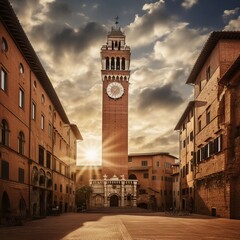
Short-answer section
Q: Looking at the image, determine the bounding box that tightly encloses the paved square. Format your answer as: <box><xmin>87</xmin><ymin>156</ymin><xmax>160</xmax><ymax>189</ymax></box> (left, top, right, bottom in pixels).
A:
<box><xmin>0</xmin><ymin>212</ymin><xmax>239</xmax><ymax>240</ymax></box>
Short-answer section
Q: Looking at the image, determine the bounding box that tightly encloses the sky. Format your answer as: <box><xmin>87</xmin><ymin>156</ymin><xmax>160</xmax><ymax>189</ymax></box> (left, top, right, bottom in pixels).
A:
<box><xmin>9</xmin><ymin>0</ymin><xmax>240</xmax><ymax>165</ymax></box>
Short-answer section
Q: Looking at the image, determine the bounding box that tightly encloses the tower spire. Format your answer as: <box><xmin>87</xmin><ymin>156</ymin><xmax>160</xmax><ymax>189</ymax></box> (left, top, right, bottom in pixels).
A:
<box><xmin>114</xmin><ymin>16</ymin><xmax>119</xmax><ymax>29</ymax></box>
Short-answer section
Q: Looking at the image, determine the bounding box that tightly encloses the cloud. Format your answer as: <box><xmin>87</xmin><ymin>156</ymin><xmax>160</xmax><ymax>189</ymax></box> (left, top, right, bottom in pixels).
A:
<box><xmin>181</xmin><ymin>0</ymin><xmax>198</xmax><ymax>9</ymax></box>
<box><xmin>224</xmin><ymin>16</ymin><xmax>240</xmax><ymax>31</ymax></box>
<box><xmin>46</xmin><ymin>1</ymin><xmax>72</xmax><ymax>19</ymax></box>
<box><xmin>125</xmin><ymin>0</ymin><xmax>183</xmax><ymax>48</ymax></box>
<box><xmin>138</xmin><ymin>83</ymin><xmax>184</xmax><ymax>111</ymax></box>
<box><xmin>223</xmin><ymin>7</ymin><xmax>240</xmax><ymax>18</ymax></box>
<box><xmin>153</xmin><ymin>26</ymin><xmax>207</xmax><ymax>66</ymax></box>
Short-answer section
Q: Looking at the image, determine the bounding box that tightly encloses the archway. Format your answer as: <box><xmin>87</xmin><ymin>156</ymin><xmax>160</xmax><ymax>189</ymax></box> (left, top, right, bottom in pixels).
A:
<box><xmin>110</xmin><ymin>195</ymin><xmax>119</xmax><ymax>207</ymax></box>
<box><xmin>1</xmin><ymin>191</ymin><xmax>10</xmax><ymax>215</ymax></box>
<box><xmin>129</xmin><ymin>174</ymin><xmax>137</xmax><ymax>180</ymax></box>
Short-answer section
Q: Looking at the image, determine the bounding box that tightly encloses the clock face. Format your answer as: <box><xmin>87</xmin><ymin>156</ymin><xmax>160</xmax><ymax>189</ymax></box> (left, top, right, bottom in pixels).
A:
<box><xmin>106</xmin><ymin>82</ymin><xmax>124</xmax><ymax>99</ymax></box>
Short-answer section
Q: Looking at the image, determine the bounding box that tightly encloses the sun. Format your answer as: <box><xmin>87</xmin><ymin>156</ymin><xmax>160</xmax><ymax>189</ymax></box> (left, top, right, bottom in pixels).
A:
<box><xmin>85</xmin><ymin>148</ymin><xmax>98</xmax><ymax>160</ymax></box>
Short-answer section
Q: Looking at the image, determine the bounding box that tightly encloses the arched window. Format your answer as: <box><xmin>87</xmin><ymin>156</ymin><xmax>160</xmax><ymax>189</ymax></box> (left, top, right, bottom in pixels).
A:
<box><xmin>122</xmin><ymin>58</ymin><xmax>125</xmax><ymax>70</ymax></box>
<box><xmin>32</xmin><ymin>166</ymin><xmax>38</xmax><ymax>184</ymax></box>
<box><xmin>1</xmin><ymin>119</ymin><xmax>9</xmax><ymax>146</ymax></box>
<box><xmin>106</xmin><ymin>57</ymin><xmax>109</xmax><ymax>70</ymax></box>
<box><xmin>19</xmin><ymin>63</ymin><xmax>24</xmax><ymax>74</ymax></box>
<box><xmin>116</xmin><ymin>57</ymin><xmax>120</xmax><ymax>70</ymax></box>
<box><xmin>115</xmin><ymin>41</ymin><xmax>118</xmax><ymax>48</ymax></box>
<box><xmin>39</xmin><ymin>169</ymin><xmax>45</xmax><ymax>186</ymax></box>
<box><xmin>18</xmin><ymin>131</ymin><xmax>25</xmax><ymax>155</ymax></box>
<box><xmin>41</xmin><ymin>94</ymin><xmax>45</xmax><ymax>104</ymax></box>
<box><xmin>1</xmin><ymin>37</ymin><xmax>8</xmax><ymax>52</ymax></box>
<box><xmin>111</xmin><ymin>57</ymin><xmax>115</xmax><ymax>70</ymax></box>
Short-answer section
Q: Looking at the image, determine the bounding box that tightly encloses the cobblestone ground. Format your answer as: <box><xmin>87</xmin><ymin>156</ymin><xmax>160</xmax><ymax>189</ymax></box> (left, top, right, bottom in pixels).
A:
<box><xmin>0</xmin><ymin>212</ymin><xmax>240</xmax><ymax>240</ymax></box>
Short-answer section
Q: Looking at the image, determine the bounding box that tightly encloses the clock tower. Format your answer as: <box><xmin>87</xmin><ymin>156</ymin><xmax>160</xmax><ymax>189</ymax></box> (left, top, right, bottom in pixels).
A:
<box><xmin>101</xmin><ymin>25</ymin><xmax>131</xmax><ymax>178</ymax></box>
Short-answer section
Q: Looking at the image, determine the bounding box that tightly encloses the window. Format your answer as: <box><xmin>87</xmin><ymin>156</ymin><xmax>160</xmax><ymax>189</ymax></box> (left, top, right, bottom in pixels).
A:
<box><xmin>33</xmin><ymin>80</ymin><xmax>37</xmax><ymax>88</ymax></box>
<box><xmin>59</xmin><ymin>163</ymin><xmax>62</xmax><ymax>174</ymax></box>
<box><xmin>1</xmin><ymin>37</ymin><xmax>8</xmax><ymax>52</ymax></box>
<box><xmin>46</xmin><ymin>151</ymin><xmax>51</xmax><ymax>169</ymax></box>
<box><xmin>152</xmin><ymin>175</ymin><xmax>156</xmax><ymax>180</ymax></box>
<box><xmin>41</xmin><ymin>94</ymin><xmax>45</xmax><ymax>104</ymax></box>
<box><xmin>190</xmin><ymin>131</ymin><xmax>193</xmax><ymax>141</ymax></box>
<box><xmin>54</xmin><ymin>184</ymin><xmax>57</xmax><ymax>191</ymax></box>
<box><xmin>206</xmin><ymin>109</ymin><xmax>210</xmax><ymax>125</ymax></box>
<box><xmin>19</xmin><ymin>63</ymin><xmax>24</xmax><ymax>74</ymax></box>
<box><xmin>18</xmin><ymin>168</ymin><xmax>24</xmax><ymax>183</ymax></box>
<box><xmin>60</xmin><ymin>139</ymin><xmax>62</xmax><ymax>150</ymax></box>
<box><xmin>183</xmin><ymin>139</ymin><xmax>186</xmax><ymax>148</ymax></box>
<box><xmin>111</xmin><ymin>57</ymin><xmax>115</xmax><ymax>70</ymax></box>
<box><xmin>39</xmin><ymin>146</ymin><xmax>44</xmax><ymax>166</ymax></box>
<box><xmin>66</xmin><ymin>185</ymin><xmax>69</xmax><ymax>193</ymax></box>
<box><xmin>18</xmin><ymin>131</ymin><xmax>25</xmax><ymax>155</ymax></box>
<box><xmin>198</xmin><ymin>120</ymin><xmax>201</xmax><ymax>132</ymax></box>
<box><xmin>122</xmin><ymin>57</ymin><xmax>125</xmax><ymax>70</ymax></box>
<box><xmin>143</xmin><ymin>173</ymin><xmax>148</xmax><ymax>178</ymax></box>
<box><xmin>214</xmin><ymin>135</ymin><xmax>223</xmax><ymax>153</ymax></box>
<box><xmin>1</xmin><ymin>119</ymin><xmax>9</xmax><ymax>146</ymax></box>
<box><xmin>32</xmin><ymin>102</ymin><xmax>36</xmax><ymax>120</ymax></box>
<box><xmin>1</xmin><ymin>160</ymin><xmax>9</xmax><ymax>179</ymax></box>
<box><xmin>19</xmin><ymin>88</ymin><xmax>24</xmax><ymax>109</ymax></box>
<box><xmin>1</xmin><ymin>68</ymin><xmax>7</xmax><ymax>92</ymax></box>
<box><xmin>48</xmin><ymin>123</ymin><xmax>52</xmax><ymax>137</ymax></box>
<box><xmin>128</xmin><ymin>157</ymin><xmax>132</xmax><ymax>162</ymax></box>
<box><xmin>186</xmin><ymin>162</ymin><xmax>189</xmax><ymax>175</ymax></box>
<box><xmin>106</xmin><ymin>57</ymin><xmax>109</xmax><ymax>69</ymax></box>
<box><xmin>156</xmin><ymin>161</ymin><xmax>160</xmax><ymax>167</ymax></box>
<box><xmin>60</xmin><ymin>184</ymin><xmax>62</xmax><ymax>192</ymax></box>
<box><xmin>141</xmin><ymin>160</ymin><xmax>148</xmax><ymax>166</ymax></box>
<box><xmin>41</xmin><ymin>114</ymin><xmax>44</xmax><ymax>130</ymax></box>
<box><xmin>190</xmin><ymin>160</ymin><xmax>194</xmax><ymax>172</ymax></box>
<box><xmin>206</xmin><ymin>66</ymin><xmax>210</xmax><ymax>81</ymax></box>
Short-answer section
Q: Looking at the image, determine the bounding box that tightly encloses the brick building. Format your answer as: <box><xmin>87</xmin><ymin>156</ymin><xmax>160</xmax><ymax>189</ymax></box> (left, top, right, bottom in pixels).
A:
<box><xmin>128</xmin><ymin>152</ymin><xmax>177</xmax><ymax>210</ymax></box>
<box><xmin>176</xmin><ymin>31</ymin><xmax>240</xmax><ymax>218</ymax></box>
<box><xmin>174</xmin><ymin>101</ymin><xmax>195</xmax><ymax>212</ymax></box>
<box><xmin>0</xmin><ymin>0</ymin><xmax>82</xmax><ymax>220</ymax></box>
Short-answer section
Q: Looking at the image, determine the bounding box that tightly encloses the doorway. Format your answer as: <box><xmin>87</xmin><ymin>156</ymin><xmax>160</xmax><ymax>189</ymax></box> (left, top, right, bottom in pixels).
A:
<box><xmin>2</xmin><ymin>191</ymin><xmax>10</xmax><ymax>215</ymax></box>
<box><xmin>110</xmin><ymin>195</ymin><xmax>119</xmax><ymax>207</ymax></box>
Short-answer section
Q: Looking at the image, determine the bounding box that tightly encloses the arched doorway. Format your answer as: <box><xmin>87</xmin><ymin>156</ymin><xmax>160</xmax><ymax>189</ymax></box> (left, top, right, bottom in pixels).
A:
<box><xmin>2</xmin><ymin>191</ymin><xmax>10</xmax><ymax>216</ymax></box>
<box><xmin>110</xmin><ymin>195</ymin><xmax>119</xmax><ymax>207</ymax></box>
<box><xmin>129</xmin><ymin>174</ymin><xmax>137</xmax><ymax>180</ymax></box>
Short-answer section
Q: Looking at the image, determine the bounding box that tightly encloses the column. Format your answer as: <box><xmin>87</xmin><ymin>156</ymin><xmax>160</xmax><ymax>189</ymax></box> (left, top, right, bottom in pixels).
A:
<box><xmin>103</xmin><ymin>174</ymin><xmax>108</xmax><ymax>207</ymax></box>
<box><xmin>121</xmin><ymin>180</ymin><xmax>125</xmax><ymax>207</ymax></box>
<box><xmin>133</xmin><ymin>181</ymin><xmax>137</xmax><ymax>207</ymax></box>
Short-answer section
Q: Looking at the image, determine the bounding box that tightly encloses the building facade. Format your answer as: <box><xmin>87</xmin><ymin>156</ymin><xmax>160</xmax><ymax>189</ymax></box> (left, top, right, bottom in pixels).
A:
<box><xmin>128</xmin><ymin>153</ymin><xmax>176</xmax><ymax>211</ymax></box>
<box><xmin>0</xmin><ymin>0</ymin><xmax>82</xmax><ymax>221</ymax></box>
<box><xmin>176</xmin><ymin>31</ymin><xmax>240</xmax><ymax>218</ymax></box>
<box><xmin>174</xmin><ymin>102</ymin><xmax>195</xmax><ymax>212</ymax></box>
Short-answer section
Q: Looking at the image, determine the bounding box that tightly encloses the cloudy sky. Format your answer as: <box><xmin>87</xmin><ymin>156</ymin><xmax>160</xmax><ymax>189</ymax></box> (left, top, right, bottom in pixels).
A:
<box><xmin>9</xmin><ymin>0</ymin><xmax>240</xmax><ymax>165</ymax></box>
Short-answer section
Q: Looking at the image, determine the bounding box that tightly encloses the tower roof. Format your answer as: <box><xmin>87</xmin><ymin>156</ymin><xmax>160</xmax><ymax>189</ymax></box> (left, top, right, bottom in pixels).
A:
<box><xmin>108</xmin><ymin>27</ymin><xmax>124</xmax><ymax>37</ymax></box>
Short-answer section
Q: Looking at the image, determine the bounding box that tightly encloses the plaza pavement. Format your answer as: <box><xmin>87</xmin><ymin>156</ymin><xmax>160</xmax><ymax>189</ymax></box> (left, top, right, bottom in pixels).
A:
<box><xmin>0</xmin><ymin>210</ymin><xmax>240</xmax><ymax>240</ymax></box>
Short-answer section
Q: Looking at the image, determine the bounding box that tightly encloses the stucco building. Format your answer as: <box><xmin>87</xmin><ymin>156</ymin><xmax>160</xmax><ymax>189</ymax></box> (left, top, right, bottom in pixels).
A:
<box><xmin>0</xmin><ymin>0</ymin><xmax>82</xmax><ymax>220</ymax></box>
<box><xmin>175</xmin><ymin>31</ymin><xmax>240</xmax><ymax>219</ymax></box>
